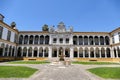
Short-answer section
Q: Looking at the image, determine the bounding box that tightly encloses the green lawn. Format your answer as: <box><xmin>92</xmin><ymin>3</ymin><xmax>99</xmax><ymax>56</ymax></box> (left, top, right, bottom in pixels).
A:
<box><xmin>88</xmin><ymin>67</ymin><xmax>120</xmax><ymax>79</ymax></box>
<box><xmin>72</xmin><ymin>61</ymin><xmax>119</xmax><ymax>65</ymax></box>
<box><xmin>8</xmin><ymin>60</ymin><xmax>50</xmax><ymax>64</ymax></box>
<box><xmin>0</xmin><ymin>66</ymin><xmax>37</xmax><ymax>78</ymax></box>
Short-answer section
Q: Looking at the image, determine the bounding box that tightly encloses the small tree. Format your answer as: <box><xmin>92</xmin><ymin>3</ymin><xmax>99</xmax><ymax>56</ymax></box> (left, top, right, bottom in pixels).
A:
<box><xmin>42</xmin><ymin>24</ymin><xmax>49</xmax><ymax>31</ymax></box>
<box><xmin>11</xmin><ymin>22</ymin><xmax>16</xmax><ymax>27</ymax></box>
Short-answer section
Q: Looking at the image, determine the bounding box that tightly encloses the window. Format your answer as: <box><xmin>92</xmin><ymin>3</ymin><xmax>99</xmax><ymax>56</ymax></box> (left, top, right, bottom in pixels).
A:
<box><xmin>14</xmin><ymin>34</ymin><xmax>18</xmax><ymax>43</ymax></box>
<box><xmin>0</xmin><ymin>26</ymin><xmax>3</xmax><ymax>39</ymax></box>
<box><xmin>7</xmin><ymin>30</ymin><xmax>11</xmax><ymax>41</ymax></box>
<box><xmin>118</xmin><ymin>32</ymin><xmax>120</xmax><ymax>42</ymax></box>
<box><xmin>66</xmin><ymin>38</ymin><xmax>69</xmax><ymax>43</ymax></box>
<box><xmin>53</xmin><ymin>38</ymin><xmax>57</xmax><ymax>43</ymax></box>
<box><xmin>112</xmin><ymin>35</ymin><xmax>114</xmax><ymax>44</ymax></box>
<box><xmin>59</xmin><ymin>38</ymin><xmax>63</xmax><ymax>43</ymax></box>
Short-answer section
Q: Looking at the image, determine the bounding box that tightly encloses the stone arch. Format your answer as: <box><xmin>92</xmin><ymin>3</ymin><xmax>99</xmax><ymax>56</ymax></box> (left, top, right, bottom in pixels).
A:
<box><xmin>23</xmin><ymin>47</ymin><xmax>27</xmax><ymax>57</ymax></box>
<box><xmin>79</xmin><ymin>47</ymin><xmax>83</xmax><ymax>57</ymax></box>
<box><xmin>106</xmin><ymin>48</ymin><xmax>111</xmax><ymax>57</ymax></box>
<box><xmin>12</xmin><ymin>46</ymin><xmax>15</xmax><ymax>56</ymax></box>
<box><xmin>17</xmin><ymin>47</ymin><xmax>22</xmax><ymax>57</ymax></box>
<box><xmin>34</xmin><ymin>35</ymin><xmax>39</xmax><ymax>44</ymax></box>
<box><xmin>52</xmin><ymin>47</ymin><xmax>57</xmax><ymax>57</ymax></box>
<box><xmin>39</xmin><ymin>47</ymin><xmax>43</xmax><ymax>57</ymax></box>
<box><xmin>4</xmin><ymin>44</ymin><xmax>8</xmax><ymax>56</ymax></box>
<box><xmin>34</xmin><ymin>47</ymin><xmax>38</xmax><ymax>57</ymax></box>
<box><xmin>65</xmin><ymin>48</ymin><xmax>70</xmax><ymax>57</ymax></box>
<box><xmin>89</xmin><ymin>36</ymin><xmax>94</xmax><ymax>45</ymax></box>
<box><xmin>0</xmin><ymin>43</ymin><xmax>4</xmax><ymax>56</ymax></box>
<box><xmin>101</xmin><ymin>48</ymin><xmax>105</xmax><ymax>57</ymax></box>
<box><xmin>105</xmin><ymin>36</ymin><xmax>109</xmax><ymax>45</ymax></box>
<box><xmin>28</xmin><ymin>47</ymin><xmax>32</xmax><ymax>57</ymax></box>
<box><xmin>94</xmin><ymin>36</ymin><xmax>99</xmax><ymax>45</ymax></box>
<box><xmin>8</xmin><ymin>46</ymin><xmax>12</xmax><ymax>56</ymax></box>
<box><xmin>40</xmin><ymin>35</ymin><xmax>44</xmax><ymax>44</ymax></box>
<box><xmin>73</xmin><ymin>47</ymin><xmax>78</xmax><ymax>57</ymax></box>
<box><xmin>73</xmin><ymin>36</ymin><xmax>77</xmax><ymax>45</ymax></box>
<box><xmin>114</xmin><ymin>48</ymin><xmax>117</xmax><ymax>57</ymax></box>
<box><xmin>44</xmin><ymin>47</ymin><xmax>49</xmax><ymax>57</ymax></box>
<box><xmin>79</xmin><ymin>36</ymin><xmax>83</xmax><ymax>45</ymax></box>
<box><xmin>90</xmin><ymin>47</ymin><xmax>94</xmax><ymax>57</ymax></box>
<box><xmin>45</xmin><ymin>35</ymin><xmax>49</xmax><ymax>44</ymax></box>
<box><xmin>100</xmin><ymin>36</ymin><xmax>104</xmax><ymax>45</ymax></box>
<box><xmin>95</xmin><ymin>47</ymin><xmax>99</xmax><ymax>57</ymax></box>
<box><xmin>24</xmin><ymin>35</ymin><xmax>28</xmax><ymax>44</ymax></box>
<box><xmin>19</xmin><ymin>35</ymin><xmax>23</xmax><ymax>44</ymax></box>
<box><xmin>117</xmin><ymin>47</ymin><xmax>120</xmax><ymax>57</ymax></box>
<box><xmin>85</xmin><ymin>47</ymin><xmax>89</xmax><ymax>57</ymax></box>
<box><xmin>29</xmin><ymin>35</ymin><xmax>34</xmax><ymax>44</ymax></box>
<box><xmin>84</xmin><ymin>36</ymin><xmax>88</xmax><ymax>45</ymax></box>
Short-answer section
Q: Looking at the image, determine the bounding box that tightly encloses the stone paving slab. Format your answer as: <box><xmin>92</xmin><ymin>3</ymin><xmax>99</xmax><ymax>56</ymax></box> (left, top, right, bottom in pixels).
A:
<box><xmin>0</xmin><ymin>62</ymin><xmax>120</xmax><ymax>80</ymax></box>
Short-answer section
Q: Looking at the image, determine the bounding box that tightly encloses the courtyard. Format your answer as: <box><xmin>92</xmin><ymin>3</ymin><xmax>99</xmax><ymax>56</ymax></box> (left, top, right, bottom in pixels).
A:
<box><xmin>0</xmin><ymin>61</ymin><xmax>120</xmax><ymax>80</ymax></box>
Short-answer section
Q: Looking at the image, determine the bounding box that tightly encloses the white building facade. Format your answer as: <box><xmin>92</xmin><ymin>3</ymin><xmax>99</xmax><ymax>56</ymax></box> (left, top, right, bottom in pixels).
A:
<box><xmin>0</xmin><ymin>14</ymin><xmax>120</xmax><ymax>61</ymax></box>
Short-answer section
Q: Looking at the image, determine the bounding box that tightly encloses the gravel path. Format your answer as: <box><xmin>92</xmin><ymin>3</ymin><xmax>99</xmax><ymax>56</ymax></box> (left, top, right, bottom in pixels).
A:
<box><xmin>0</xmin><ymin>62</ymin><xmax>120</xmax><ymax>80</ymax></box>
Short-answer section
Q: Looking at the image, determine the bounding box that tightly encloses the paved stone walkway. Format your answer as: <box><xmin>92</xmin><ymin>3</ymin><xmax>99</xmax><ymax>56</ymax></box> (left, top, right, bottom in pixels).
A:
<box><xmin>0</xmin><ymin>62</ymin><xmax>120</xmax><ymax>80</ymax></box>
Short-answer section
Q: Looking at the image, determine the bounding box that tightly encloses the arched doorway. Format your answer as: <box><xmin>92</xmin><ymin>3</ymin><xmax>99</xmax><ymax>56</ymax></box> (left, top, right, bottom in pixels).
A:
<box><xmin>73</xmin><ymin>47</ymin><xmax>78</xmax><ymax>57</ymax></box>
<box><xmin>34</xmin><ymin>47</ymin><xmax>38</xmax><ymax>57</ymax></box>
<box><xmin>106</xmin><ymin>48</ymin><xmax>111</xmax><ymax>57</ymax></box>
<box><xmin>52</xmin><ymin>47</ymin><xmax>57</xmax><ymax>57</ymax></box>
<box><xmin>101</xmin><ymin>48</ymin><xmax>105</xmax><ymax>57</ymax></box>
<box><xmin>44</xmin><ymin>47</ymin><xmax>49</xmax><ymax>57</ymax></box>
<box><xmin>65</xmin><ymin>48</ymin><xmax>70</xmax><ymax>57</ymax></box>
<box><xmin>39</xmin><ymin>47</ymin><xmax>43</xmax><ymax>57</ymax></box>
<box><xmin>114</xmin><ymin>48</ymin><xmax>117</xmax><ymax>57</ymax></box>
<box><xmin>89</xmin><ymin>36</ymin><xmax>94</xmax><ymax>45</ymax></box>
<box><xmin>4</xmin><ymin>45</ymin><xmax>8</xmax><ymax>56</ymax></box>
<box><xmin>12</xmin><ymin>47</ymin><xmax>15</xmax><ymax>57</ymax></box>
<box><xmin>90</xmin><ymin>47</ymin><xmax>94</xmax><ymax>58</ymax></box>
<box><xmin>73</xmin><ymin>36</ymin><xmax>77</xmax><ymax>45</ymax></box>
<box><xmin>23</xmin><ymin>47</ymin><xmax>27</xmax><ymax>57</ymax></box>
<box><xmin>94</xmin><ymin>36</ymin><xmax>99</xmax><ymax>45</ymax></box>
<box><xmin>17</xmin><ymin>47</ymin><xmax>22</xmax><ymax>57</ymax></box>
<box><xmin>79</xmin><ymin>47</ymin><xmax>83</xmax><ymax>57</ymax></box>
<box><xmin>95</xmin><ymin>47</ymin><xmax>99</xmax><ymax>58</ymax></box>
<box><xmin>28</xmin><ymin>47</ymin><xmax>32</xmax><ymax>57</ymax></box>
<box><xmin>117</xmin><ymin>47</ymin><xmax>120</xmax><ymax>57</ymax></box>
<box><xmin>0</xmin><ymin>43</ymin><xmax>4</xmax><ymax>56</ymax></box>
<box><xmin>85</xmin><ymin>47</ymin><xmax>89</xmax><ymax>57</ymax></box>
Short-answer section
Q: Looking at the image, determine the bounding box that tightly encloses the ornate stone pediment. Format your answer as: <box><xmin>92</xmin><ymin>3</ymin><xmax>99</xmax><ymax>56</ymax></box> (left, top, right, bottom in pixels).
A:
<box><xmin>49</xmin><ymin>22</ymin><xmax>73</xmax><ymax>33</ymax></box>
<box><xmin>57</xmin><ymin>22</ymin><xmax>66</xmax><ymax>32</ymax></box>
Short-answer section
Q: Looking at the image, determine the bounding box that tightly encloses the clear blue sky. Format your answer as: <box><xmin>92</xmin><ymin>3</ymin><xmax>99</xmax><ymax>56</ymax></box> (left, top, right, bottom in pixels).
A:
<box><xmin>0</xmin><ymin>0</ymin><xmax>120</xmax><ymax>32</ymax></box>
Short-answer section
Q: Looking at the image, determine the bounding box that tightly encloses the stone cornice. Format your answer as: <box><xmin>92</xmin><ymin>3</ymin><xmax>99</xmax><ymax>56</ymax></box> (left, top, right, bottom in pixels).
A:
<box><xmin>0</xmin><ymin>21</ymin><xmax>18</xmax><ymax>34</ymax></box>
<box><xmin>0</xmin><ymin>39</ymin><xmax>17</xmax><ymax>46</ymax></box>
<box><xmin>73</xmin><ymin>32</ymin><xmax>110</xmax><ymax>36</ymax></box>
<box><xmin>110</xmin><ymin>27</ymin><xmax>120</xmax><ymax>35</ymax></box>
<box><xmin>110</xmin><ymin>42</ymin><xmax>120</xmax><ymax>47</ymax></box>
<box><xmin>19</xmin><ymin>31</ymin><xmax>49</xmax><ymax>35</ymax></box>
<box><xmin>18</xmin><ymin>44</ymin><xmax>110</xmax><ymax>48</ymax></box>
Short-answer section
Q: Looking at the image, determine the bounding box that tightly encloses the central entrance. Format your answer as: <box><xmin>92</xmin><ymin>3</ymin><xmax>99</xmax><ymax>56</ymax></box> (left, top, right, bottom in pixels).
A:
<box><xmin>59</xmin><ymin>47</ymin><xmax>65</xmax><ymax>61</ymax></box>
<box><xmin>52</xmin><ymin>47</ymin><xmax>70</xmax><ymax>58</ymax></box>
